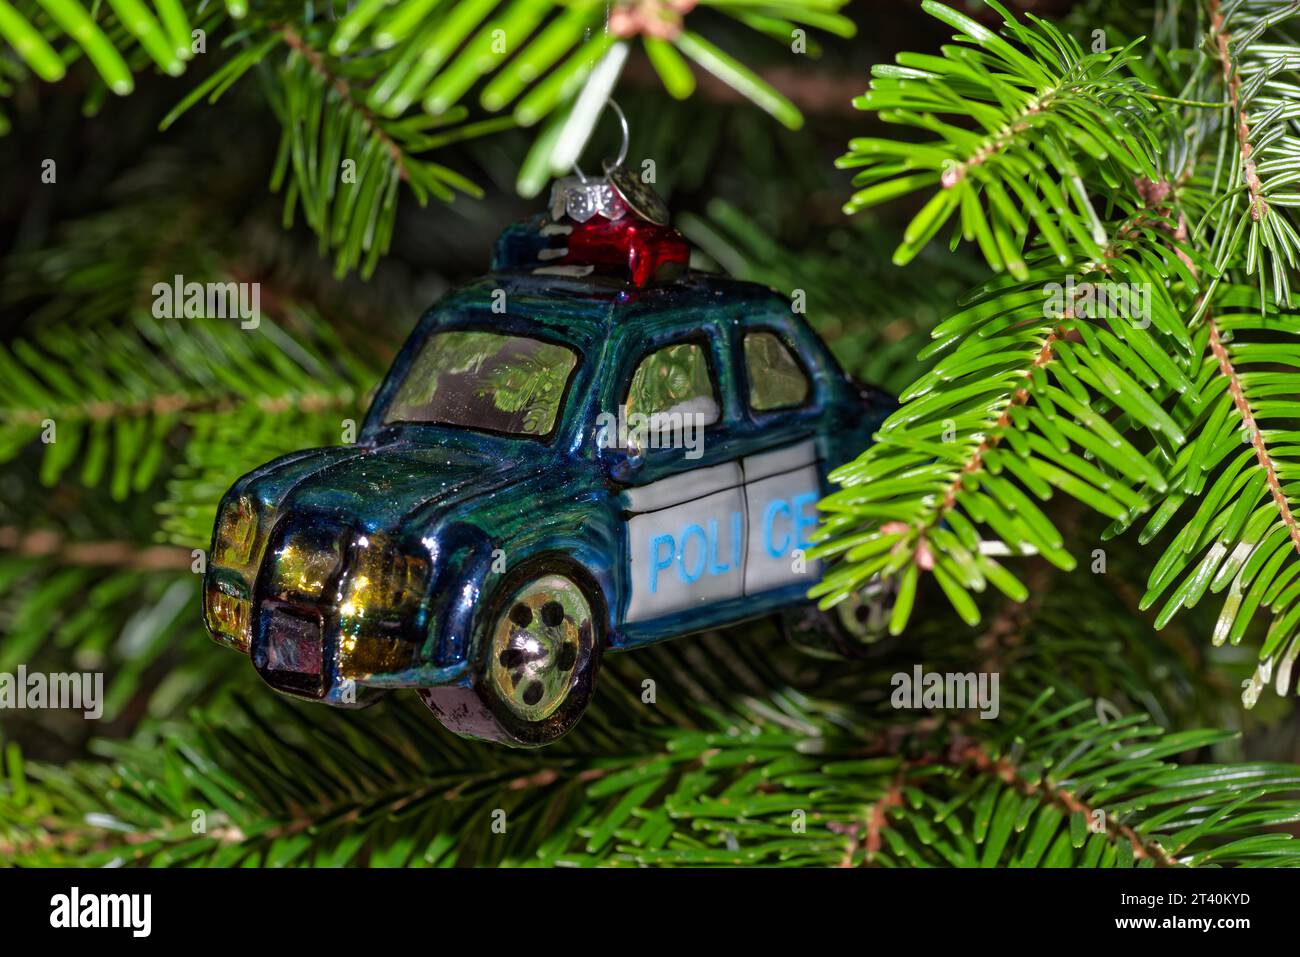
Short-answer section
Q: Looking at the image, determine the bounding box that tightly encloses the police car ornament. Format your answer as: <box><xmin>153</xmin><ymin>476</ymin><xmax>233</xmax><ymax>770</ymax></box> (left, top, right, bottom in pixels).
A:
<box><xmin>203</xmin><ymin>162</ymin><xmax>896</xmax><ymax>747</ymax></box>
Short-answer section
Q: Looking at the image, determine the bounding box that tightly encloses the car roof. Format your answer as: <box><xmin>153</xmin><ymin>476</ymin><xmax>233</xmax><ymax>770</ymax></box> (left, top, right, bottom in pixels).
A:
<box><xmin>429</xmin><ymin>270</ymin><xmax>790</xmax><ymax>352</ymax></box>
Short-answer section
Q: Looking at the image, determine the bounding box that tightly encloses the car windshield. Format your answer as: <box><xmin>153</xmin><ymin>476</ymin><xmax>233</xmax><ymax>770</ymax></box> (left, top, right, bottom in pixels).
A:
<box><xmin>380</xmin><ymin>330</ymin><xmax>579</xmax><ymax>438</ymax></box>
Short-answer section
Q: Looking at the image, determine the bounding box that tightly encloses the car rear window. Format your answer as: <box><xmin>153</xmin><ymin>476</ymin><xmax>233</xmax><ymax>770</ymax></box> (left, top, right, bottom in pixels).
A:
<box><xmin>743</xmin><ymin>331</ymin><xmax>810</xmax><ymax>411</ymax></box>
<box><xmin>381</xmin><ymin>330</ymin><xmax>579</xmax><ymax>438</ymax></box>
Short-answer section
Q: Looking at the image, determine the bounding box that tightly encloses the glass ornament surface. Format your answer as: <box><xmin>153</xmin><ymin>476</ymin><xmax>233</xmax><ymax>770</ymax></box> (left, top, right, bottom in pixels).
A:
<box><xmin>203</xmin><ymin>205</ymin><xmax>895</xmax><ymax>747</ymax></box>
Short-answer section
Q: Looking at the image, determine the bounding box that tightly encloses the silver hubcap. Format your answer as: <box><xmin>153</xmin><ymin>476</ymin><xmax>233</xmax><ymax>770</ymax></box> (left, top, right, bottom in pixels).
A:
<box><xmin>487</xmin><ymin>574</ymin><xmax>593</xmax><ymax>723</ymax></box>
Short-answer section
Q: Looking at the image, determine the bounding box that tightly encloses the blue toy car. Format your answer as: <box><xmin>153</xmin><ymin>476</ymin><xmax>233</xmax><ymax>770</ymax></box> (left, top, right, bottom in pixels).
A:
<box><xmin>203</xmin><ymin>203</ymin><xmax>894</xmax><ymax>746</ymax></box>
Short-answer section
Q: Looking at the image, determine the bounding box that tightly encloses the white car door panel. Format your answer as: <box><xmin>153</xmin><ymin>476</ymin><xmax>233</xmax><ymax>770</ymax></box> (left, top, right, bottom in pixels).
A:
<box><xmin>742</xmin><ymin>440</ymin><xmax>822</xmax><ymax>595</ymax></box>
<box><xmin>625</xmin><ymin>463</ymin><xmax>746</xmax><ymax>622</ymax></box>
<box><xmin>625</xmin><ymin>461</ymin><xmax>739</xmax><ymax>513</ymax></box>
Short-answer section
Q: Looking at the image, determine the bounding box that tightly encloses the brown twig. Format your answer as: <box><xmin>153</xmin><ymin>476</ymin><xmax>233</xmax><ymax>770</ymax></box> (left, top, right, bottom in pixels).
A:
<box><xmin>941</xmin><ymin>96</ymin><xmax>1051</xmax><ymax>188</ymax></box>
<box><xmin>1209</xmin><ymin>0</ymin><xmax>1268</xmax><ymax>221</ymax></box>
<box><xmin>4</xmin><ymin>387</ymin><xmax>355</xmax><ymax>428</ymax></box>
<box><xmin>279</xmin><ymin>25</ymin><xmax>409</xmax><ymax>181</ymax></box>
<box><xmin>1203</xmin><ymin>5</ymin><xmax>1297</xmax><ymax>557</ymax></box>
<box><xmin>0</xmin><ymin>526</ymin><xmax>193</xmax><ymax>570</ymax></box>
<box><xmin>1206</xmin><ymin>319</ymin><xmax>1300</xmax><ymax>556</ymax></box>
<box><xmin>939</xmin><ymin>332</ymin><xmax>1060</xmax><ymax>513</ymax></box>
<box><xmin>831</xmin><ymin>726</ymin><xmax>1178</xmax><ymax>866</ymax></box>
<box><xmin>950</xmin><ymin>737</ymin><xmax>1178</xmax><ymax>865</ymax></box>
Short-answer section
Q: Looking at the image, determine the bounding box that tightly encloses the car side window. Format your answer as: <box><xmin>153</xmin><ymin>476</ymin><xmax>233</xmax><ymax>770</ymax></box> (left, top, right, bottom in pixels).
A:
<box><xmin>743</xmin><ymin>331</ymin><xmax>809</xmax><ymax>411</ymax></box>
<box><xmin>625</xmin><ymin>341</ymin><xmax>721</xmax><ymax>426</ymax></box>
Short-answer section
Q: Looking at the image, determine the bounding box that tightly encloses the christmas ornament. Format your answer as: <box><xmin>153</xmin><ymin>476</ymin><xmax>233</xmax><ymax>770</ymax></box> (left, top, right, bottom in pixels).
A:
<box><xmin>203</xmin><ymin>106</ymin><xmax>895</xmax><ymax>747</ymax></box>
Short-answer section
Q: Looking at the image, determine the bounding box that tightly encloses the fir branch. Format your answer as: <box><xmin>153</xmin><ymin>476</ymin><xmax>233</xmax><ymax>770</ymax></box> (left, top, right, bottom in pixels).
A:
<box><xmin>838</xmin><ymin>0</ymin><xmax>1160</xmax><ymax>275</ymax></box>
<box><xmin>819</xmin><ymin>0</ymin><xmax>1300</xmax><ymax>712</ymax></box>
<box><xmin>949</xmin><ymin>736</ymin><xmax>1177</xmax><ymax>865</ymax></box>
<box><xmin>1210</xmin><ymin>0</ymin><xmax>1269</xmax><ymax>223</ymax></box>
<box><xmin>1199</xmin><ymin>0</ymin><xmax>1300</xmax><ymax>303</ymax></box>
<box><xmin>809</xmin><ymin>236</ymin><xmax>1196</xmax><ymax>629</ymax></box>
<box><xmin>6</xmin><ymin>662</ymin><xmax>1293</xmax><ymax>867</ymax></box>
<box><xmin>938</xmin><ymin>331</ymin><xmax>1060</xmax><ymax>514</ymax></box>
<box><xmin>0</xmin><ymin>309</ymin><xmax>371</xmax><ymax>515</ymax></box>
<box><xmin>279</xmin><ymin>24</ymin><xmax>411</xmax><ymax>181</ymax></box>
<box><xmin>1205</xmin><ymin>313</ymin><xmax>1300</xmax><ymax>555</ymax></box>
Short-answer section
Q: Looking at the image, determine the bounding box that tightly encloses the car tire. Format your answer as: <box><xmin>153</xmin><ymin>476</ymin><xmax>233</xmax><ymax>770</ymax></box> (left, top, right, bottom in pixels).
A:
<box><xmin>778</xmin><ymin>577</ymin><xmax>897</xmax><ymax>660</ymax></box>
<box><xmin>418</xmin><ymin>561</ymin><xmax>603</xmax><ymax>747</ymax></box>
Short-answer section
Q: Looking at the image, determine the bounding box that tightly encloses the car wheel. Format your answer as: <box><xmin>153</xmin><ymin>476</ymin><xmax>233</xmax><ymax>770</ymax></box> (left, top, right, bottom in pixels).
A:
<box><xmin>779</xmin><ymin>577</ymin><xmax>897</xmax><ymax>660</ymax></box>
<box><xmin>418</xmin><ymin>566</ymin><xmax>602</xmax><ymax>747</ymax></box>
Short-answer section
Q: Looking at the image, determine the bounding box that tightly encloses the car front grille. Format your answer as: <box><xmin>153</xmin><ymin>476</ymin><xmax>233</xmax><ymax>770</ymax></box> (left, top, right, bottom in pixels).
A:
<box><xmin>252</xmin><ymin>602</ymin><xmax>326</xmax><ymax>698</ymax></box>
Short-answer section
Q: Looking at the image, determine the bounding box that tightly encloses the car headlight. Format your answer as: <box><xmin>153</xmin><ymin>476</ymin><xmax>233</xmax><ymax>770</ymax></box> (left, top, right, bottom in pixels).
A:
<box><xmin>339</xmin><ymin>537</ymin><xmax>429</xmax><ymax>623</ymax></box>
<box><xmin>214</xmin><ymin>494</ymin><xmax>257</xmax><ymax>566</ymax></box>
<box><xmin>337</xmin><ymin>537</ymin><xmax>431</xmax><ymax>676</ymax></box>
<box><xmin>204</xmin><ymin>576</ymin><xmax>252</xmax><ymax>651</ymax></box>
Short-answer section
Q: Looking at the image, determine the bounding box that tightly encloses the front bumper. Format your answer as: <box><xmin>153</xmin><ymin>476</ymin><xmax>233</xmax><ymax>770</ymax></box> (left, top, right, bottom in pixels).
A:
<box><xmin>204</xmin><ymin>513</ymin><xmax>471</xmax><ymax>706</ymax></box>
<box><xmin>246</xmin><ymin>594</ymin><xmax>468</xmax><ymax>706</ymax></box>
<box><xmin>207</xmin><ymin>575</ymin><xmax>472</xmax><ymax>707</ymax></box>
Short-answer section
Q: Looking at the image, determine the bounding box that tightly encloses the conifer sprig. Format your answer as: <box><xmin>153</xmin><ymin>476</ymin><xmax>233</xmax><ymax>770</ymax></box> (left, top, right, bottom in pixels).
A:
<box><xmin>5</xmin><ymin>630</ymin><xmax>1294</xmax><ymax>868</ymax></box>
<box><xmin>823</xmin><ymin>0</ymin><xmax>1300</xmax><ymax>709</ymax></box>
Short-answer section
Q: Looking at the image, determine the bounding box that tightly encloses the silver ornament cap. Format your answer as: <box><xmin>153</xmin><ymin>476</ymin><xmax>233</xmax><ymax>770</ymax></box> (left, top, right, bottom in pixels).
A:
<box><xmin>548</xmin><ymin>175</ymin><xmax>628</xmax><ymax>223</ymax></box>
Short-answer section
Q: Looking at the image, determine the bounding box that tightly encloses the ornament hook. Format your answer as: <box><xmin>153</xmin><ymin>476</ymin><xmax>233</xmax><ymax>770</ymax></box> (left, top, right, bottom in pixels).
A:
<box><xmin>572</xmin><ymin>98</ymin><xmax>630</xmax><ymax>182</ymax></box>
<box><xmin>607</xmin><ymin>99</ymin><xmax>630</xmax><ymax>170</ymax></box>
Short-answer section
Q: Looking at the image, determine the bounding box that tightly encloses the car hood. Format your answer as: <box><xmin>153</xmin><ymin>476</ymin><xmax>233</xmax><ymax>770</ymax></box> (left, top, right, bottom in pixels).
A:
<box><xmin>239</xmin><ymin>441</ymin><xmax>531</xmax><ymax>537</ymax></box>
